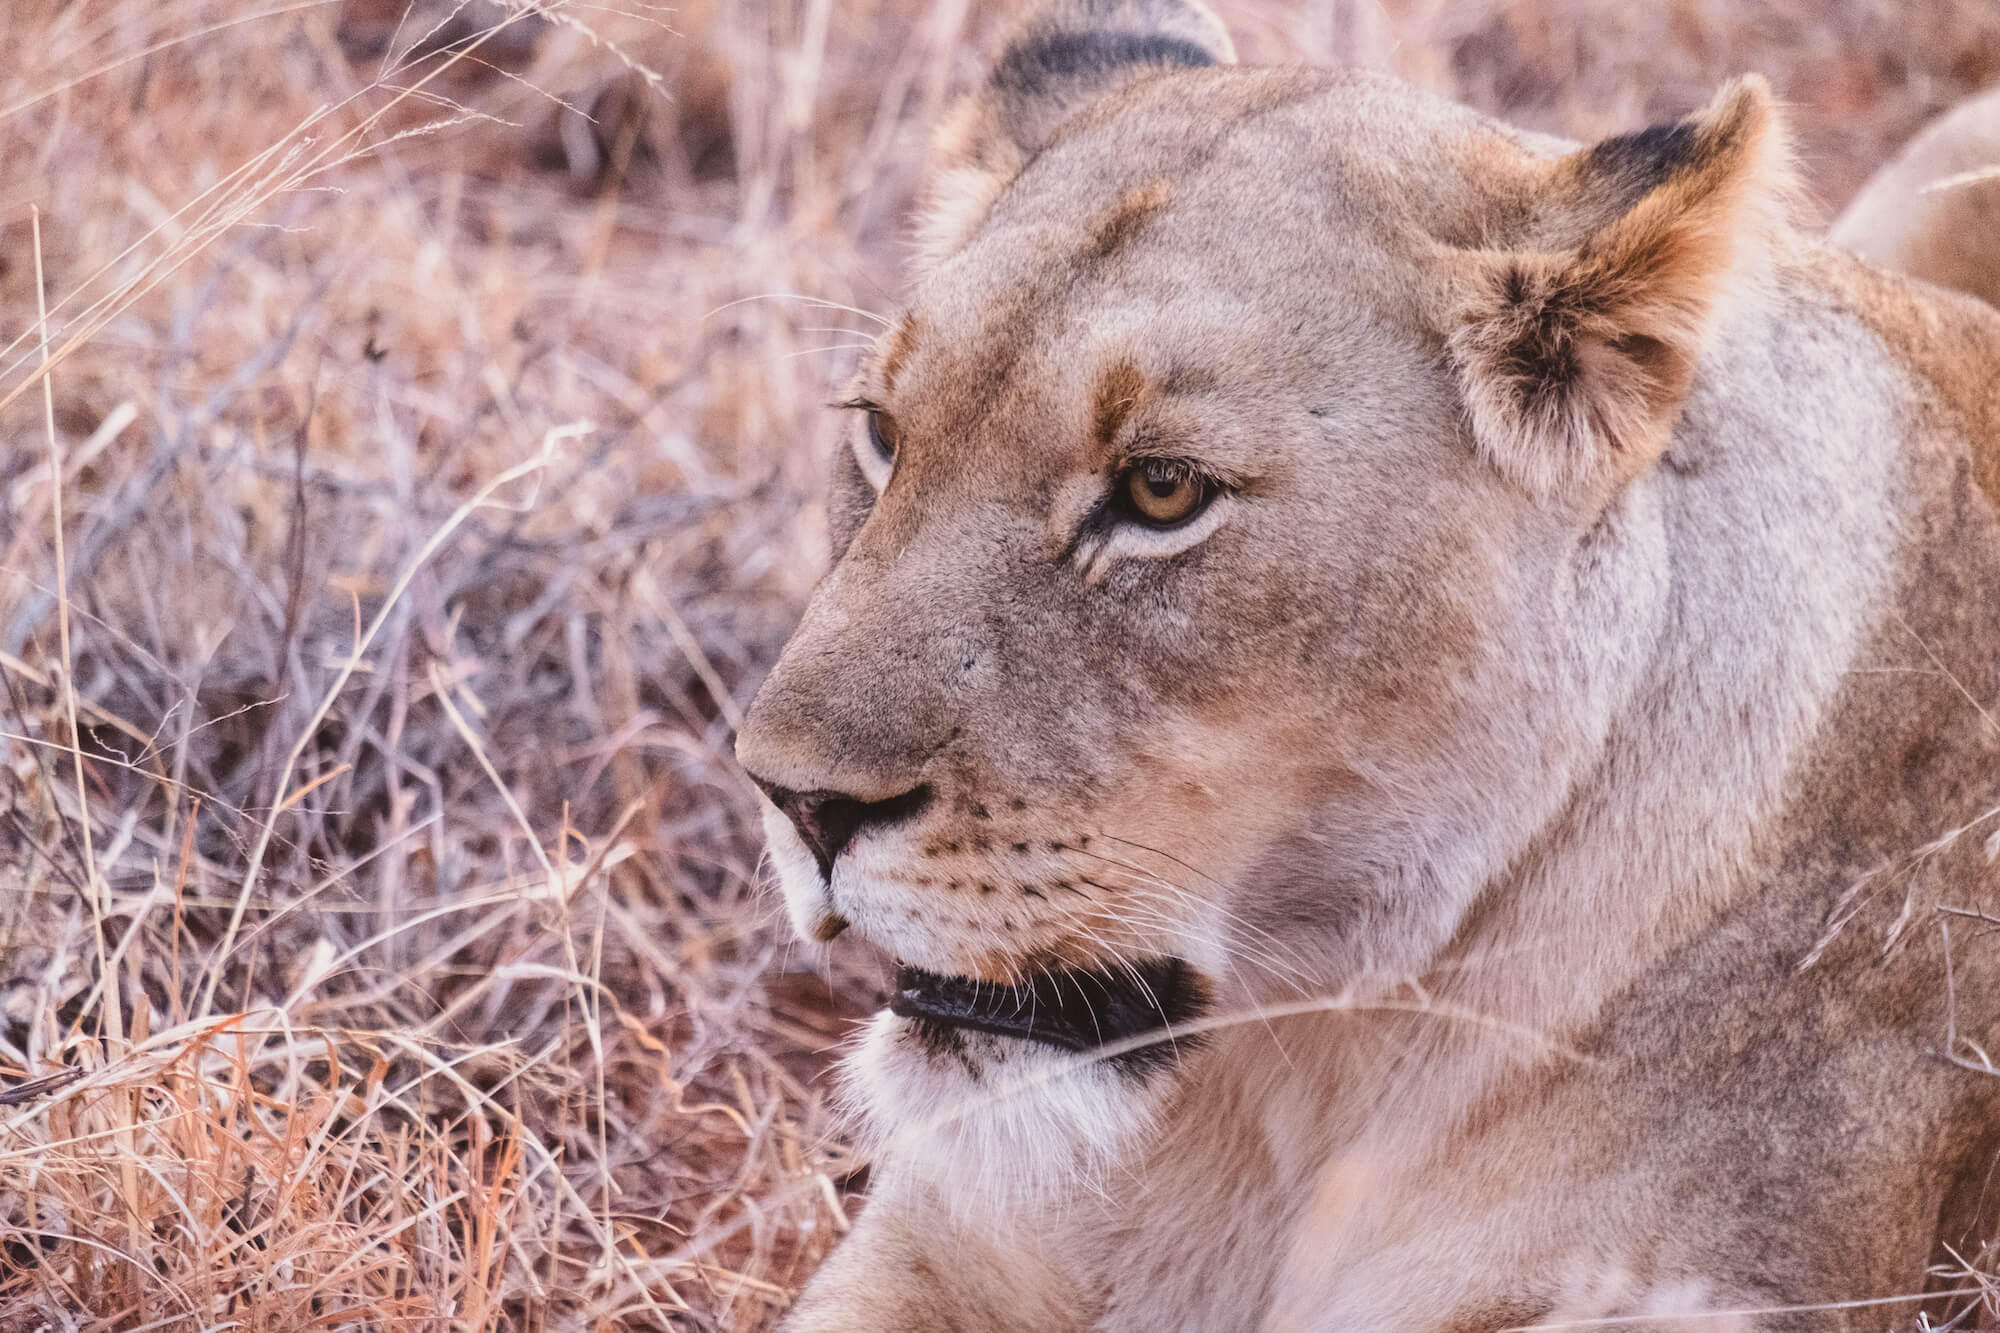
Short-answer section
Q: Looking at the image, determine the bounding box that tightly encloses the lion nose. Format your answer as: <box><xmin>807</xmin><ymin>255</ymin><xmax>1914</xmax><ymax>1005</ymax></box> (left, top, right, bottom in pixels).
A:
<box><xmin>752</xmin><ymin>780</ymin><xmax>933</xmax><ymax>877</ymax></box>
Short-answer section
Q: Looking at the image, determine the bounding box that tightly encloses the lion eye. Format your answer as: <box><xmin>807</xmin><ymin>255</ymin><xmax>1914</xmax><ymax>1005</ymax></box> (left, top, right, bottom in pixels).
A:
<box><xmin>1119</xmin><ymin>460</ymin><xmax>1211</xmax><ymax>528</ymax></box>
<box><xmin>865</xmin><ymin>409</ymin><xmax>898</xmax><ymax>464</ymax></box>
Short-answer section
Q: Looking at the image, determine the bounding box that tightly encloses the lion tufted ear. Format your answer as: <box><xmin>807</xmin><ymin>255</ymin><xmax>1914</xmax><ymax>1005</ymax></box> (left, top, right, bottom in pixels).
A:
<box><xmin>916</xmin><ymin>0</ymin><xmax>1235</xmax><ymax>270</ymax></box>
<box><xmin>1445</xmin><ymin>77</ymin><xmax>1791</xmax><ymax>498</ymax></box>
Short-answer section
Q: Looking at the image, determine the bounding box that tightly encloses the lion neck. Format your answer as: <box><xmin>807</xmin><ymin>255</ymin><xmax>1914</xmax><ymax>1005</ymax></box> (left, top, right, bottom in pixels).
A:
<box><xmin>1423</xmin><ymin>244</ymin><xmax>1966</xmax><ymax>1063</ymax></box>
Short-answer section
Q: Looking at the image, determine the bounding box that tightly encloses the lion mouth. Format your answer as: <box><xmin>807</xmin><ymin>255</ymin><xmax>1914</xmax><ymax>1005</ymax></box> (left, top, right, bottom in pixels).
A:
<box><xmin>889</xmin><ymin>957</ymin><xmax>1205</xmax><ymax>1065</ymax></box>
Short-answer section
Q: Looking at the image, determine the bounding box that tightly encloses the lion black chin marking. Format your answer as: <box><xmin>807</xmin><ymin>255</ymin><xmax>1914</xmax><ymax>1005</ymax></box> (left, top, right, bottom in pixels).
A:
<box><xmin>890</xmin><ymin>956</ymin><xmax>1206</xmax><ymax>1076</ymax></box>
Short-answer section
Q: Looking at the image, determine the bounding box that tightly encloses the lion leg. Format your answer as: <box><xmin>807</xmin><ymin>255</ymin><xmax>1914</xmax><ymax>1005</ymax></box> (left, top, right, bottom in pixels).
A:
<box><xmin>780</xmin><ymin>1188</ymin><xmax>1087</xmax><ymax>1333</ymax></box>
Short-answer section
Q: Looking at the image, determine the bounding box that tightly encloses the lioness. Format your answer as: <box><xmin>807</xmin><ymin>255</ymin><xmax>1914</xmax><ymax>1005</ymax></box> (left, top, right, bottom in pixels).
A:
<box><xmin>734</xmin><ymin>2</ymin><xmax>2000</xmax><ymax>1327</ymax></box>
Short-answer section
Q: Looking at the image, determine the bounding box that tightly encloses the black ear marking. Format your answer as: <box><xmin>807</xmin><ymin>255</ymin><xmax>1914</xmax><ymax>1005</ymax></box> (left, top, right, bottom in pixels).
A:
<box><xmin>913</xmin><ymin>0</ymin><xmax>1233</xmax><ymax>267</ymax></box>
<box><xmin>1584</xmin><ymin>118</ymin><xmax>1702</xmax><ymax>190</ymax></box>
<box><xmin>993</xmin><ymin>29</ymin><xmax>1217</xmax><ymax>100</ymax></box>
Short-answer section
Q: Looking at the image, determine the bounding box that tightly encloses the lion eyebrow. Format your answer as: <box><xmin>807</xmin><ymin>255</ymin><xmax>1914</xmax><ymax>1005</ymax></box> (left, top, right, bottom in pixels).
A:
<box><xmin>1091</xmin><ymin>359</ymin><xmax>1148</xmax><ymax>459</ymax></box>
<box><xmin>879</xmin><ymin>316</ymin><xmax>921</xmax><ymax>391</ymax></box>
<box><xmin>1085</xmin><ymin>179</ymin><xmax>1173</xmax><ymax>262</ymax></box>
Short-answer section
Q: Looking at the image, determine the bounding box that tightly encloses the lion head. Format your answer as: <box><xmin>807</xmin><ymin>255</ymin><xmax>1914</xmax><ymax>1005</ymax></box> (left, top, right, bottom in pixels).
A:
<box><xmin>735</xmin><ymin>0</ymin><xmax>1791</xmax><ymax>1205</ymax></box>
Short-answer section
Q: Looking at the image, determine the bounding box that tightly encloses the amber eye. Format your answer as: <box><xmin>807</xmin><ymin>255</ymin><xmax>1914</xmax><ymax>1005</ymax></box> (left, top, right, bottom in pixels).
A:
<box><xmin>864</xmin><ymin>409</ymin><xmax>898</xmax><ymax>464</ymax></box>
<box><xmin>1119</xmin><ymin>460</ymin><xmax>1212</xmax><ymax>528</ymax></box>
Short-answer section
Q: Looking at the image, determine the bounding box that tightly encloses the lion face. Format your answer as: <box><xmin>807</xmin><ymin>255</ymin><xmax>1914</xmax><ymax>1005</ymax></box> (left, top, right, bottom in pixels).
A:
<box><xmin>748</xmin><ymin>155</ymin><xmax>1539</xmax><ymax>979</ymax></box>
<box><xmin>735</xmin><ymin>17</ymin><xmax>1779</xmax><ymax>1198</ymax></box>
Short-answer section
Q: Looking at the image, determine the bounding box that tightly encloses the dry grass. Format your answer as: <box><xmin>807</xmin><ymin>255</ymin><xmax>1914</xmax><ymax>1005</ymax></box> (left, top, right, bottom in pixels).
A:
<box><xmin>0</xmin><ymin>1</ymin><xmax>1996</xmax><ymax>1328</ymax></box>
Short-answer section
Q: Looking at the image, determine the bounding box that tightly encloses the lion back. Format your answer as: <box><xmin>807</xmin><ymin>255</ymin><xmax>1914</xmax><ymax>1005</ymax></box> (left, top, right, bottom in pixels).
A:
<box><xmin>1833</xmin><ymin>85</ymin><xmax>2000</xmax><ymax>311</ymax></box>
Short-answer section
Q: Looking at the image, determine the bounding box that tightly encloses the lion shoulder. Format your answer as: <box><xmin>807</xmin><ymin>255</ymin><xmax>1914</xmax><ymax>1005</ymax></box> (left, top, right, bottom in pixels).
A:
<box><xmin>1802</xmin><ymin>244</ymin><xmax>2000</xmax><ymax>511</ymax></box>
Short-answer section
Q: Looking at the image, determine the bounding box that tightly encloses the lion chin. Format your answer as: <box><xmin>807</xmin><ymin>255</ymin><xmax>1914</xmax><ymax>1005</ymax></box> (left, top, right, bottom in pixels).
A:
<box><xmin>841</xmin><ymin>955</ymin><xmax>1213</xmax><ymax>1219</ymax></box>
<box><xmin>842</xmin><ymin>1010</ymin><xmax>1172</xmax><ymax>1223</ymax></box>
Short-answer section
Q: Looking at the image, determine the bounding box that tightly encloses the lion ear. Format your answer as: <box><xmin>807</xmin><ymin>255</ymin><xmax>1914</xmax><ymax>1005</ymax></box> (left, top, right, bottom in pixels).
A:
<box><xmin>1445</xmin><ymin>77</ymin><xmax>1791</xmax><ymax>498</ymax></box>
<box><xmin>916</xmin><ymin>0</ymin><xmax>1235</xmax><ymax>270</ymax></box>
